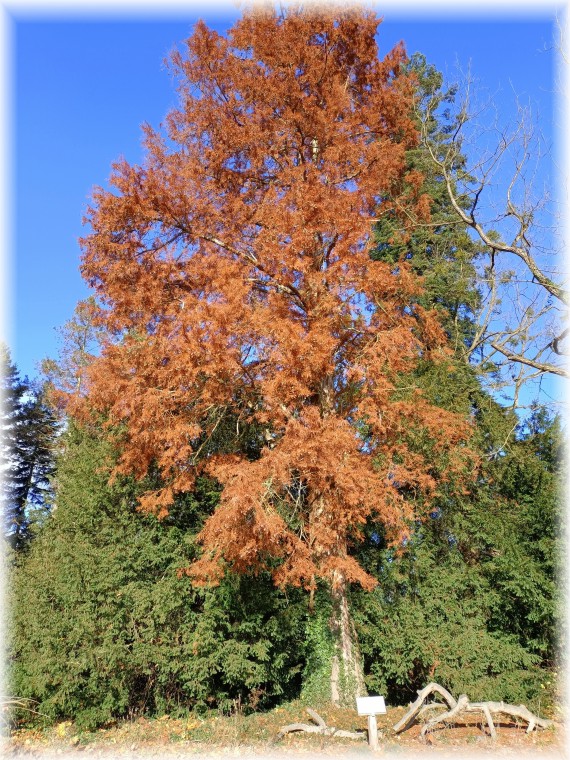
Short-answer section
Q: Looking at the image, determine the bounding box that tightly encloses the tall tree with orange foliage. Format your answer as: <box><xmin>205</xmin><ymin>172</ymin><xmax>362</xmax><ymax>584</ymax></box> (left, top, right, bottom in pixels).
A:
<box><xmin>79</xmin><ymin>6</ymin><xmax>473</xmax><ymax>705</ymax></box>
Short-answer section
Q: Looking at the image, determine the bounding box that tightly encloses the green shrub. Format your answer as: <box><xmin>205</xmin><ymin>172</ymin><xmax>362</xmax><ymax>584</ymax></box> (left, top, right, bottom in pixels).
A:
<box><xmin>9</xmin><ymin>424</ymin><xmax>305</xmax><ymax>728</ymax></box>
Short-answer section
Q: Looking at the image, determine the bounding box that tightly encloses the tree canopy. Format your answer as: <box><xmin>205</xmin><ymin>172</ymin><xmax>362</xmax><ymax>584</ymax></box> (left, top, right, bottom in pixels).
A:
<box><xmin>78</xmin><ymin>6</ymin><xmax>473</xmax><ymax>598</ymax></box>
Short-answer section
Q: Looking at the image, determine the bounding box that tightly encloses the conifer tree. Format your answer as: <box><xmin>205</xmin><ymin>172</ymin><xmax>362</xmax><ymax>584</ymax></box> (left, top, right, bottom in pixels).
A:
<box><xmin>352</xmin><ymin>404</ymin><xmax>560</xmax><ymax>710</ymax></box>
<box><xmin>360</xmin><ymin>54</ymin><xmax>561</xmax><ymax>709</ymax></box>
<box><xmin>1</xmin><ymin>345</ymin><xmax>28</xmax><ymax>543</ymax></box>
<box><xmin>10</xmin><ymin>422</ymin><xmax>306</xmax><ymax>728</ymax></box>
<box><xmin>372</xmin><ymin>53</ymin><xmax>483</xmax><ymax>353</ymax></box>
<box><xmin>77</xmin><ymin>7</ymin><xmax>474</xmax><ymax>705</ymax></box>
<box><xmin>1</xmin><ymin>346</ymin><xmax>58</xmax><ymax>550</ymax></box>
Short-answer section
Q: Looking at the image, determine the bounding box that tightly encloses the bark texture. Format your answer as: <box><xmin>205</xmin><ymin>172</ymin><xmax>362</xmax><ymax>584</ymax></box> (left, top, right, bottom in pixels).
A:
<box><xmin>329</xmin><ymin>573</ymin><xmax>367</xmax><ymax>706</ymax></box>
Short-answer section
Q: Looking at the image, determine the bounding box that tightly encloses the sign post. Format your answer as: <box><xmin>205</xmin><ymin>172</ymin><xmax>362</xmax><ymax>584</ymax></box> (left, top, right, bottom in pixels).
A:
<box><xmin>356</xmin><ymin>696</ymin><xmax>386</xmax><ymax>751</ymax></box>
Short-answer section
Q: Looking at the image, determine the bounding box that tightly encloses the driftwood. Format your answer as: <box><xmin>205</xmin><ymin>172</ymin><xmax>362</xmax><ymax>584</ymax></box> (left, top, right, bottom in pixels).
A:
<box><xmin>393</xmin><ymin>682</ymin><xmax>457</xmax><ymax>733</ymax></box>
<box><xmin>393</xmin><ymin>682</ymin><xmax>555</xmax><ymax>740</ymax></box>
<box><xmin>276</xmin><ymin>708</ymin><xmax>366</xmax><ymax>742</ymax></box>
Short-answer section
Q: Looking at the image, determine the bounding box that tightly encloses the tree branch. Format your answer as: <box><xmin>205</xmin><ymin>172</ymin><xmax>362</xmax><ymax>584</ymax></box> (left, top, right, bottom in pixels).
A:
<box><xmin>490</xmin><ymin>342</ymin><xmax>568</xmax><ymax>377</ymax></box>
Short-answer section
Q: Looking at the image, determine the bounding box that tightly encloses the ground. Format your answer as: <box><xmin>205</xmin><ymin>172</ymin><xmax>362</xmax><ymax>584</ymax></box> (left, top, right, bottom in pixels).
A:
<box><xmin>5</xmin><ymin>702</ymin><xmax>565</xmax><ymax>758</ymax></box>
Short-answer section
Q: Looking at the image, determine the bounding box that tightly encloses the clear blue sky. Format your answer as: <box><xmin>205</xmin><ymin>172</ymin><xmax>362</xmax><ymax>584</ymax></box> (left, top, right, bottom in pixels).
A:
<box><xmin>10</xmin><ymin>7</ymin><xmax>558</xmax><ymax>394</ymax></box>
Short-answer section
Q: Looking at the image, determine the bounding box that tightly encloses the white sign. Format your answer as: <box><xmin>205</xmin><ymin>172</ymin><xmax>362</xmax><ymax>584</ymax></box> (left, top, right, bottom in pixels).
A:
<box><xmin>356</xmin><ymin>695</ymin><xmax>386</xmax><ymax>716</ymax></box>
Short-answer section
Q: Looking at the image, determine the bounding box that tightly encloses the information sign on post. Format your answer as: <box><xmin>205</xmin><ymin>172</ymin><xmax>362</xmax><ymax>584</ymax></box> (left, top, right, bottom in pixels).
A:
<box><xmin>356</xmin><ymin>696</ymin><xmax>386</xmax><ymax>751</ymax></box>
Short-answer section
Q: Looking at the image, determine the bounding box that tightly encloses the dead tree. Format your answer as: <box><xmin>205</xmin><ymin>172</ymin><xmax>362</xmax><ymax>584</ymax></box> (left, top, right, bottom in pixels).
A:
<box><xmin>393</xmin><ymin>682</ymin><xmax>555</xmax><ymax>740</ymax></box>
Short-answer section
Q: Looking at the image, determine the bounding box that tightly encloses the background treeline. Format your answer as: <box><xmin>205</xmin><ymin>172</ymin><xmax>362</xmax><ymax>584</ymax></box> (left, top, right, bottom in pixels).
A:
<box><xmin>4</xmin><ymin>53</ymin><xmax>562</xmax><ymax>730</ymax></box>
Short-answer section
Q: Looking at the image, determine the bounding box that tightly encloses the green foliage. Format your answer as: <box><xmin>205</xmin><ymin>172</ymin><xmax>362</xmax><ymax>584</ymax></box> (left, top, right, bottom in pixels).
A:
<box><xmin>371</xmin><ymin>53</ymin><xmax>484</xmax><ymax>352</ymax></box>
<box><xmin>183</xmin><ymin>571</ymin><xmax>306</xmax><ymax>714</ymax></box>
<box><xmin>351</xmin><ymin>404</ymin><xmax>560</xmax><ymax>710</ymax></box>
<box><xmin>353</xmin><ymin>525</ymin><xmax>541</xmax><ymax>706</ymax></box>
<box><xmin>9</xmin><ymin>423</ymin><xmax>306</xmax><ymax>729</ymax></box>
<box><xmin>482</xmin><ymin>409</ymin><xmax>562</xmax><ymax>662</ymax></box>
<box><xmin>1</xmin><ymin>345</ymin><xmax>59</xmax><ymax>550</ymax></box>
<box><xmin>300</xmin><ymin>589</ymin><xmax>335</xmax><ymax>705</ymax></box>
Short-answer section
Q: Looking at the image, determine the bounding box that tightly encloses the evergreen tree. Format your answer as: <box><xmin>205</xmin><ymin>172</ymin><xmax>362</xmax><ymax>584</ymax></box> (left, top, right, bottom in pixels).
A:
<box><xmin>483</xmin><ymin>408</ymin><xmax>562</xmax><ymax>664</ymax></box>
<box><xmin>10</xmin><ymin>422</ymin><xmax>306</xmax><ymax>729</ymax></box>
<box><xmin>1</xmin><ymin>345</ymin><xmax>28</xmax><ymax>543</ymax></box>
<box><xmin>355</xmin><ymin>54</ymin><xmax>561</xmax><ymax>710</ymax></box>
<box><xmin>371</xmin><ymin>52</ymin><xmax>484</xmax><ymax>354</ymax></box>
<box><xmin>352</xmin><ymin>406</ymin><xmax>560</xmax><ymax>710</ymax></box>
<box><xmin>1</xmin><ymin>346</ymin><xmax>58</xmax><ymax>550</ymax></box>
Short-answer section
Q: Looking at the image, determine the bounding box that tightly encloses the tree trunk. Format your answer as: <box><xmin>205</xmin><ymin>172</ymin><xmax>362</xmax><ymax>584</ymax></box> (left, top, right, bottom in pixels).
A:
<box><xmin>303</xmin><ymin>488</ymin><xmax>367</xmax><ymax>706</ymax></box>
<box><xmin>301</xmin><ymin>578</ymin><xmax>367</xmax><ymax>707</ymax></box>
<box><xmin>329</xmin><ymin>571</ymin><xmax>367</xmax><ymax>706</ymax></box>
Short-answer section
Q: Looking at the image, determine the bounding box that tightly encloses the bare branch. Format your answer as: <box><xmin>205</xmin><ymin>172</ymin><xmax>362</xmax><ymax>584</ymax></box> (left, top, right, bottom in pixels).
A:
<box><xmin>490</xmin><ymin>342</ymin><xmax>568</xmax><ymax>377</ymax></box>
<box><xmin>415</xmin><ymin>66</ymin><xmax>568</xmax><ymax>402</ymax></box>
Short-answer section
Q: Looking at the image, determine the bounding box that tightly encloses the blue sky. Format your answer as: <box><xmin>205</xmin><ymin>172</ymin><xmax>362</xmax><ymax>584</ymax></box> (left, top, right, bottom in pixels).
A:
<box><xmin>8</xmin><ymin>5</ymin><xmax>559</xmax><ymax>396</ymax></box>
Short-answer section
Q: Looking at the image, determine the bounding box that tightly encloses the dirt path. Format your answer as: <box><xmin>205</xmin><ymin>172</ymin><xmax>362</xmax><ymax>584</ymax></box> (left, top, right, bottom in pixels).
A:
<box><xmin>5</xmin><ymin>737</ymin><xmax>567</xmax><ymax>760</ymax></box>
